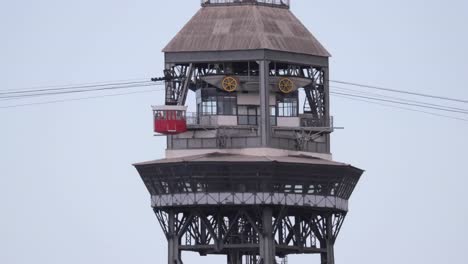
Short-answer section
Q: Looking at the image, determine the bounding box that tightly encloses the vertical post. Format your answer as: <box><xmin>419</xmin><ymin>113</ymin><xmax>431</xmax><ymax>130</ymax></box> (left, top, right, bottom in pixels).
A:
<box><xmin>317</xmin><ymin>214</ymin><xmax>335</xmax><ymax>264</ymax></box>
<box><xmin>260</xmin><ymin>207</ymin><xmax>275</xmax><ymax>264</ymax></box>
<box><xmin>322</xmin><ymin>214</ymin><xmax>335</xmax><ymax>264</ymax></box>
<box><xmin>323</xmin><ymin>66</ymin><xmax>331</xmax><ymax>153</ymax></box>
<box><xmin>259</xmin><ymin>60</ymin><xmax>271</xmax><ymax>147</ymax></box>
<box><xmin>168</xmin><ymin>210</ymin><xmax>182</xmax><ymax>264</ymax></box>
<box><xmin>323</xmin><ymin>66</ymin><xmax>330</xmax><ymax>118</ymax></box>
<box><xmin>294</xmin><ymin>216</ymin><xmax>302</xmax><ymax>248</ymax></box>
<box><xmin>228</xmin><ymin>250</ymin><xmax>242</xmax><ymax>264</ymax></box>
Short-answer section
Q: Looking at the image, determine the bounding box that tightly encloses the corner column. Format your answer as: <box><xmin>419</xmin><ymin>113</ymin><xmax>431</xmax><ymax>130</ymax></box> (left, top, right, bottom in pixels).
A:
<box><xmin>168</xmin><ymin>210</ymin><xmax>183</xmax><ymax>264</ymax></box>
<box><xmin>227</xmin><ymin>250</ymin><xmax>242</xmax><ymax>264</ymax></box>
<box><xmin>320</xmin><ymin>214</ymin><xmax>335</xmax><ymax>264</ymax></box>
<box><xmin>326</xmin><ymin>214</ymin><xmax>335</xmax><ymax>264</ymax></box>
<box><xmin>260</xmin><ymin>207</ymin><xmax>275</xmax><ymax>264</ymax></box>
<box><xmin>323</xmin><ymin>66</ymin><xmax>331</xmax><ymax>153</ymax></box>
<box><xmin>259</xmin><ymin>60</ymin><xmax>271</xmax><ymax>147</ymax></box>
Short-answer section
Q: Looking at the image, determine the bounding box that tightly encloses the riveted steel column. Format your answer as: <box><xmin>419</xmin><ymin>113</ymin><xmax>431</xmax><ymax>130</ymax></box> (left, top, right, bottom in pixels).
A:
<box><xmin>260</xmin><ymin>207</ymin><xmax>275</xmax><ymax>264</ymax></box>
<box><xmin>326</xmin><ymin>214</ymin><xmax>335</xmax><ymax>264</ymax></box>
<box><xmin>259</xmin><ymin>60</ymin><xmax>271</xmax><ymax>147</ymax></box>
<box><xmin>168</xmin><ymin>210</ymin><xmax>182</xmax><ymax>264</ymax></box>
<box><xmin>320</xmin><ymin>214</ymin><xmax>335</xmax><ymax>264</ymax></box>
<box><xmin>323</xmin><ymin>66</ymin><xmax>330</xmax><ymax>118</ymax></box>
<box><xmin>227</xmin><ymin>250</ymin><xmax>242</xmax><ymax>264</ymax></box>
<box><xmin>323</xmin><ymin>66</ymin><xmax>331</xmax><ymax>153</ymax></box>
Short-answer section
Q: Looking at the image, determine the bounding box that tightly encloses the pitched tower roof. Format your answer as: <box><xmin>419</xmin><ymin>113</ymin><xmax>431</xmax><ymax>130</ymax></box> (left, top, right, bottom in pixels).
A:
<box><xmin>163</xmin><ymin>4</ymin><xmax>331</xmax><ymax>57</ymax></box>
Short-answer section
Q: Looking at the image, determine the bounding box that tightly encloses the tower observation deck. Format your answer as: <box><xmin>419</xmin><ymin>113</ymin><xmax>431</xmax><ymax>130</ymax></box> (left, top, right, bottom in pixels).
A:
<box><xmin>135</xmin><ymin>1</ymin><xmax>364</xmax><ymax>264</ymax></box>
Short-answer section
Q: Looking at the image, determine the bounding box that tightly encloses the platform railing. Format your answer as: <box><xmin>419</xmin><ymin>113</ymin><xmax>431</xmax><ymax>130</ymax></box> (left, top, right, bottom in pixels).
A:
<box><xmin>188</xmin><ymin>112</ymin><xmax>332</xmax><ymax>128</ymax></box>
<box><xmin>300</xmin><ymin>115</ymin><xmax>334</xmax><ymax>128</ymax></box>
<box><xmin>186</xmin><ymin>112</ymin><xmax>218</xmax><ymax>126</ymax></box>
<box><xmin>201</xmin><ymin>0</ymin><xmax>290</xmax><ymax>8</ymax></box>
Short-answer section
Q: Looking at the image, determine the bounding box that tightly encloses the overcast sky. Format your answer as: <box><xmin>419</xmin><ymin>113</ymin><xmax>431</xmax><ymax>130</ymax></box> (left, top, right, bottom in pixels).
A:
<box><xmin>1</xmin><ymin>0</ymin><xmax>468</xmax><ymax>264</ymax></box>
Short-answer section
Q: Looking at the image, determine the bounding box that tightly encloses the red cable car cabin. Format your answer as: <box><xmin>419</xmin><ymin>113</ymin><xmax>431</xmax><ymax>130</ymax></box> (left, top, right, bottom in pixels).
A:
<box><xmin>152</xmin><ymin>105</ymin><xmax>188</xmax><ymax>135</ymax></box>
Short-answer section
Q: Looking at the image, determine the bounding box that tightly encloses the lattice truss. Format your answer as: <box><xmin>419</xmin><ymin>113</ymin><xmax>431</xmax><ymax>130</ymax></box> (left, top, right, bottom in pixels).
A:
<box><xmin>268</xmin><ymin>64</ymin><xmax>327</xmax><ymax>119</ymax></box>
<box><xmin>302</xmin><ymin>68</ymin><xmax>326</xmax><ymax>120</ymax></box>
<box><xmin>163</xmin><ymin>64</ymin><xmax>194</xmax><ymax>105</ymax></box>
<box><xmin>154</xmin><ymin>207</ymin><xmax>345</xmax><ymax>262</ymax></box>
<box><xmin>161</xmin><ymin>63</ymin><xmax>327</xmax><ymax>119</ymax></box>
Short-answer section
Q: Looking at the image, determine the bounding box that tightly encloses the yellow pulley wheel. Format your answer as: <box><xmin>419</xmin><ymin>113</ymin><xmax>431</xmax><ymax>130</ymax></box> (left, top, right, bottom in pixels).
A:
<box><xmin>278</xmin><ymin>78</ymin><xmax>295</xmax><ymax>94</ymax></box>
<box><xmin>222</xmin><ymin>76</ymin><xmax>238</xmax><ymax>92</ymax></box>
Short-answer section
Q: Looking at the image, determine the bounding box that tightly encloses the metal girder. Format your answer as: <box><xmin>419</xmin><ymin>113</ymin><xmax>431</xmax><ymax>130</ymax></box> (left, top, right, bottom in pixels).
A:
<box><xmin>303</xmin><ymin>67</ymin><xmax>326</xmax><ymax>119</ymax></box>
<box><xmin>164</xmin><ymin>64</ymin><xmax>194</xmax><ymax>106</ymax></box>
<box><xmin>153</xmin><ymin>206</ymin><xmax>345</xmax><ymax>264</ymax></box>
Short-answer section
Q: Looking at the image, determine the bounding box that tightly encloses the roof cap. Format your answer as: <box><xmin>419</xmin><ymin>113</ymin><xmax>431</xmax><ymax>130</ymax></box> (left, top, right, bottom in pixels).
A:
<box><xmin>163</xmin><ymin>4</ymin><xmax>330</xmax><ymax>57</ymax></box>
<box><xmin>201</xmin><ymin>0</ymin><xmax>290</xmax><ymax>9</ymax></box>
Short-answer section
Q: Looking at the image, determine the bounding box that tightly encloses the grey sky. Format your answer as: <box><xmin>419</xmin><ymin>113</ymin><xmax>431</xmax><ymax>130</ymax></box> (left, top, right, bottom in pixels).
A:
<box><xmin>1</xmin><ymin>0</ymin><xmax>467</xmax><ymax>263</ymax></box>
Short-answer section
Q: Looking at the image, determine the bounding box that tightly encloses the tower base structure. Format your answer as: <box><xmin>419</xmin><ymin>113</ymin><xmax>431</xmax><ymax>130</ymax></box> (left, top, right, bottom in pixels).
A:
<box><xmin>135</xmin><ymin>152</ymin><xmax>363</xmax><ymax>264</ymax></box>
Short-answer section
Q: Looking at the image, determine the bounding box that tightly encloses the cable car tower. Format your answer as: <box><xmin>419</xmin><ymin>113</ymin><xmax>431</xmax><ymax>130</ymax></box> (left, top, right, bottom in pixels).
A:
<box><xmin>135</xmin><ymin>1</ymin><xmax>364</xmax><ymax>263</ymax></box>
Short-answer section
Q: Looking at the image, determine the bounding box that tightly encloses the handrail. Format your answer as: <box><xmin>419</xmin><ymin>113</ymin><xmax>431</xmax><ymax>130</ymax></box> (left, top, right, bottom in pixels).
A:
<box><xmin>187</xmin><ymin>112</ymin><xmax>333</xmax><ymax>128</ymax></box>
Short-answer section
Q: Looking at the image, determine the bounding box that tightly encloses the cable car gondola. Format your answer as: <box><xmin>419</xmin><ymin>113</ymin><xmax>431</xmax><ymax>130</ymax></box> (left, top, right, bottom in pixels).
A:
<box><xmin>152</xmin><ymin>105</ymin><xmax>188</xmax><ymax>135</ymax></box>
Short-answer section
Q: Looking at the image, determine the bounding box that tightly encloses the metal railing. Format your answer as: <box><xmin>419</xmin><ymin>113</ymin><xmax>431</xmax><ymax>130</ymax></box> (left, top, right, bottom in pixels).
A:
<box><xmin>187</xmin><ymin>112</ymin><xmax>278</xmax><ymax>127</ymax></box>
<box><xmin>300</xmin><ymin>116</ymin><xmax>334</xmax><ymax>128</ymax></box>
<box><xmin>186</xmin><ymin>112</ymin><xmax>218</xmax><ymax>126</ymax></box>
<box><xmin>201</xmin><ymin>0</ymin><xmax>290</xmax><ymax>8</ymax></box>
<box><xmin>187</xmin><ymin>112</ymin><xmax>332</xmax><ymax>128</ymax></box>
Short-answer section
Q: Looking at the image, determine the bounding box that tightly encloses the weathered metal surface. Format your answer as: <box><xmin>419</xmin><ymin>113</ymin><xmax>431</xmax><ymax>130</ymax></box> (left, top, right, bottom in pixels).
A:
<box><xmin>163</xmin><ymin>5</ymin><xmax>330</xmax><ymax>57</ymax></box>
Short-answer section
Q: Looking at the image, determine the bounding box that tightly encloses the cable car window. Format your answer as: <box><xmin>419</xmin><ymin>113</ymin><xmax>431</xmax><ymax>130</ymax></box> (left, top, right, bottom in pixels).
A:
<box><xmin>176</xmin><ymin>111</ymin><xmax>185</xmax><ymax>120</ymax></box>
<box><xmin>155</xmin><ymin>111</ymin><xmax>165</xmax><ymax>120</ymax></box>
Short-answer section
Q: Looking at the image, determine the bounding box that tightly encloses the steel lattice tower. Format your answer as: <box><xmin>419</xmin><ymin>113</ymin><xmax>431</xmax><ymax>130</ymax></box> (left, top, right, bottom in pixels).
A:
<box><xmin>134</xmin><ymin>1</ymin><xmax>364</xmax><ymax>263</ymax></box>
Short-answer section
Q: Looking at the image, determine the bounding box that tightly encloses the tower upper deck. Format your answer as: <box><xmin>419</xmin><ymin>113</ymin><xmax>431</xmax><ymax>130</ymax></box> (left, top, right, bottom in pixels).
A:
<box><xmin>159</xmin><ymin>0</ymin><xmax>333</xmax><ymax>158</ymax></box>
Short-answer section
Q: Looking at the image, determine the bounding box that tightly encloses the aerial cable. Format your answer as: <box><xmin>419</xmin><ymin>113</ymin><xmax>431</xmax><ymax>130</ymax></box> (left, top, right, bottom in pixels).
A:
<box><xmin>0</xmin><ymin>89</ymin><xmax>164</xmax><ymax>109</ymax></box>
<box><xmin>332</xmin><ymin>94</ymin><xmax>468</xmax><ymax>122</ymax></box>
<box><xmin>331</xmin><ymin>80</ymin><xmax>468</xmax><ymax>104</ymax></box>
<box><xmin>331</xmin><ymin>86</ymin><xmax>468</xmax><ymax>113</ymax></box>
<box><xmin>0</xmin><ymin>80</ymin><xmax>158</xmax><ymax>96</ymax></box>
<box><xmin>0</xmin><ymin>78</ymin><xmax>152</xmax><ymax>93</ymax></box>
<box><xmin>0</xmin><ymin>83</ymin><xmax>162</xmax><ymax>100</ymax></box>
<box><xmin>330</xmin><ymin>91</ymin><xmax>468</xmax><ymax>115</ymax></box>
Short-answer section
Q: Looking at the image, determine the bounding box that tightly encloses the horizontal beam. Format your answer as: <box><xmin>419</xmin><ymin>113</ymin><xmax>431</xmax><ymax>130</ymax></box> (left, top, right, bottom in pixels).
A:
<box><xmin>276</xmin><ymin>245</ymin><xmax>326</xmax><ymax>254</ymax></box>
<box><xmin>179</xmin><ymin>245</ymin><xmax>326</xmax><ymax>254</ymax></box>
<box><xmin>165</xmin><ymin>50</ymin><xmax>329</xmax><ymax>67</ymax></box>
<box><xmin>152</xmin><ymin>192</ymin><xmax>348</xmax><ymax>211</ymax></box>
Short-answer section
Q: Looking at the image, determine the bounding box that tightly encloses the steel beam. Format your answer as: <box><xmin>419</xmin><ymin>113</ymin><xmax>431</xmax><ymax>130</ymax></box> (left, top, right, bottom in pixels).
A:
<box><xmin>260</xmin><ymin>207</ymin><xmax>275</xmax><ymax>264</ymax></box>
<box><xmin>165</xmin><ymin>50</ymin><xmax>329</xmax><ymax>67</ymax></box>
<box><xmin>259</xmin><ymin>60</ymin><xmax>271</xmax><ymax>147</ymax></box>
<box><xmin>325</xmin><ymin>215</ymin><xmax>335</xmax><ymax>264</ymax></box>
<box><xmin>227</xmin><ymin>250</ymin><xmax>242</xmax><ymax>264</ymax></box>
<box><xmin>168</xmin><ymin>210</ymin><xmax>183</xmax><ymax>264</ymax></box>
